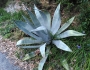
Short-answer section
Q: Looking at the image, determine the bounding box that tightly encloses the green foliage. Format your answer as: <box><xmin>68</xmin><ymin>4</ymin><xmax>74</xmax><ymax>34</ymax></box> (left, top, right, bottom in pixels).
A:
<box><xmin>0</xmin><ymin>8</ymin><xmax>24</xmax><ymax>39</ymax></box>
<box><xmin>0</xmin><ymin>0</ymin><xmax>8</xmax><ymax>8</ymax></box>
<box><xmin>79</xmin><ymin>2</ymin><xmax>90</xmax><ymax>34</ymax></box>
<box><xmin>14</xmin><ymin>4</ymin><xmax>85</xmax><ymax>70</ymax></box>
<box><xmin>55</xmin><ymin>0</ymin><xmax>90</xmax><ymax>11</ymax></box>
<box><xmin>65</xmin><ymin>37</ymin><xmax>90</xmax><ymax>70</ymax></box>
<box><xmin>0</xmin><ymin>21</ymin><xmax>16</xmax><ymax>38</ymax></box>
<box><xmin>21</xmin><ymin>0</ymin><xmax>40</xmax><ymax>10</ymax></box>
<box><xmin>0</xmin><ymin>8</ymin><xmax>11</xmax><ymax>22</ymax></box>
<box><xmin>56</xmin><ymin>0</ymin><xmax>89</xmax><ymax>4</ymax></box>
<box><xmin>56</xmin><ymin>0</ymin><xmax>74</xmax><ymax>11</ymax></box>
<box><xmin>0</xmin><ymin>8</ymin><xmax>24</xmax><ymax>22</ymax></box>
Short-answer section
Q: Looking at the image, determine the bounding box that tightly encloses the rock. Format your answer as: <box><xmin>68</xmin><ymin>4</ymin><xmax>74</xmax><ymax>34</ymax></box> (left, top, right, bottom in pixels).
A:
<box><xmin>4</xmin><ymin>0</ymin><xmax>27</xmax><ymax>14</ymax></box>
<box><xmin>0</xmin><ymin>52</ymin><xmax>21</xmax><ymax>70</ymax></box>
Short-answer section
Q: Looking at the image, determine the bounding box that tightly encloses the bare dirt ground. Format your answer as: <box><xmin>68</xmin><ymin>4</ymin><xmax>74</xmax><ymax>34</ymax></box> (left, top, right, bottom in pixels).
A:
<box><xmin>0</xmin><ymin>36</ymin><xmax>35</xmax><ymax>70</ymax></box>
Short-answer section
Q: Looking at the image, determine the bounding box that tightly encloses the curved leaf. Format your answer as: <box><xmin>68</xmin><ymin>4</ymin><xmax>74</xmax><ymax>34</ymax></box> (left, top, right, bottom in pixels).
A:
<box><xmin>61</xmin><ymin>59</ymin><xmax>70</xmax><ymax>70</ymax></box>
<box><xmin>22</xmin><ymin>52</ymin><xmax>36</xmax><ymax>61</ymax></box>
<box><xmin>34</xmin><ymin>5</ymin><xmax>47</xmax><ymax>27</ymax></box>
<box><xmin>22</xmin><ymin>15</ymin><xmax>35</xmax><ymax>28</ymax></box>
<box><xmin>17</xmin><ymin>45</ymin><xmax>41</xmax><ymax>48</ymax></box>
<box><xmin>57</xmin><ymin>16</ymin><xmax>75</xmax><ymax>34</ymax></box>
<box><xmin>31</xmin><ymin>26</ymin><xmax>46</xmax><ymax>32</ymax></box>
<box><xmin>39</xmin><ymin>43</ymin><xmax>46</xmax><ymax>57</ymax></box>
<box><xmin>44</xmin><ymin>11</ymin><xmax>51</xmax><ymax>30</ymax></box>
<box><xmin>26</xmin><ymin>9</ymin><xmax>41</xmax><ymax>27</ymax></box>
<box><xmin>16</xmin><ymin>37</ymin><xmax>43</xmax><ymax>46</ymax></box>
<box><xmin>52</xmin><ymin>40</ymin><xmax>72</xmax><ymax>52</ymax></box>
<box><xmin>27</xmin><ymin>8</ymin><xmax>50</xmax><ymax>42</ymax></box>
<box><xmin>38</xmin><ymin>47</ymin><xmax>50</xmax><ymax>70</ymax></box>
<box><xmin>30</xmin><ymin>26</ymin><xmax>48</xmax><ymax>38</ymax></box>
<box><xmin>14</xmin><ymin>20</ymin><xmax>42</xmax><ymax>40</ymax></box>
<box><xmin>14</xmin><ymin>20</ymin><xmax>33</xmax><ymax>30</ymax></box>
<box><xmin>57</xmin><ymin>30</ymin><xmax>85</xmax><ymax>39</ymax></box>
<box><xmin>34</xmin><ymin>5</ymin><xmax>51</xmax><ymax>30</ymax></box>
<box><xmin>51</xmin><ymin>4</ymin><xmax>61</xmax><ymax>35</ymax></box>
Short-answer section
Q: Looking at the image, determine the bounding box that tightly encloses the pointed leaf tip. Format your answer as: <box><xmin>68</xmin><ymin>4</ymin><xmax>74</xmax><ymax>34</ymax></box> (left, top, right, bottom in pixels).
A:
<box><xmin>53</xmin><ymin>40</ymin><xmax>72</xmax><ymax>52</ymax></box>
<box><xmin>51</xmin><ymin>3</ymin><xmax>61</xmax><ymax>35</ymax></box>
<box><xmin>57</xmin><ymin>30</ymin><xmax>85</xmax><ymax>39</ymax></box>
<box><xmin>61</xmin><ymin>59</ymin><xmax>70</xmax><ymax>70</ymax></box>
<box><xmin>38</xmin><ymin>47</ymin><xmax>50</xmax><ymax>70</ymax></box>
<box><xmin>57</xmin><ymin>16</ymin><xmax>75</xmax><ymax>34</ymax></box>
<box><xmin>40</xmin><ymin>43</ymin><xmax>46</xmax><ymax>58</ymax></box>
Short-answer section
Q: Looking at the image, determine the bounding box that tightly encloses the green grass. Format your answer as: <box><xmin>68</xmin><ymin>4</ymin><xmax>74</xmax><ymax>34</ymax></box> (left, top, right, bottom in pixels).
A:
<box><xmin>0</xmin><ymin>8</ymin><xmax>24</xmax><ymax>39</ymax></box>
<box><xmin>42</xmin><ymin>34</ymin><xmax>90</xmax><ymax>70</ymax></box>
<box><xmin>44</xmin><ymin>23</ymin><xmax>90</xmax><ymax>70</ymax></box>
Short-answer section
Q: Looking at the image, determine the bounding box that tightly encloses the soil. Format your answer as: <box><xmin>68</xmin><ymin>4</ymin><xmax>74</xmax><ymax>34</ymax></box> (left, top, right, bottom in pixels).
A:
<box><xmin>0</xmin><ymin>36</ymin><xmax>35</xmax><ymax>70</ymax></box>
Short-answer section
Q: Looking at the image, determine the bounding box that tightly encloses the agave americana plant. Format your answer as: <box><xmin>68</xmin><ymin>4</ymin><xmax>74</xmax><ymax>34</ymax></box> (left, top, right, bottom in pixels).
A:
<box><xmin>14</xmin><ymin>4</ymin><xmax>85</xmax><ymax>70</ymax></box>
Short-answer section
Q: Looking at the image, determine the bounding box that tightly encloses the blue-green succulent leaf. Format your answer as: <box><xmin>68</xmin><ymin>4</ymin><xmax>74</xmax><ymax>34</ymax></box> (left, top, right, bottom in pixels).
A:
<box><xmin>51</xmin><ymin>4</ymin><xmax>61</xmax><ymax>35</ymax></box>
<box><xmin>38</xmin><ymin>47</ymin><xmax>50</xmax><ymax>70</ymax></box>
<box><xmin>26</xmin><ymin>9</ymin><xmax>41</xmax><ymax>27</ymax></box>
<box><xmin>61</xmin><ymin>59</ymin><xmax>70</xmax><ymax>70</ymax></box>
<box><xmin>56</xmin><ymin>30</ymin><xmax>85</xmax><ymax>39</ymax></box>
<box><xmin>15</xmin><ymin>20</ymin><xmax>33</xmax><ymax>30</ymax></box>
<box><xmin>14</xmin><ymin>20</ymin><xmax>42</xmax><ymax>40</ymax></box>
<box><xmin>57</xmin><ymin>16</ymin><xmax>75</xmax><ymax>34</ymax></box>
<box><xmin>34</xmin><ymin>5</ymin><xmax>46</xmax><ymax>26</ymax></box>
<box><xmin>16</xmin><ymin>37</ymin><xmax>43</xmax><ymax>46</ymax></box>
<box><xmin>34</xmin><ymin>5</ymin><xmax>51</xmax><ymax>30</ymax></box>
<box><xmin>31</xmin><ymin>26</ymin><xmax>46</xmax><ymax>32</ymax></box>
<box><xmin>27</xmin><ymin>9</ymin><xmax>49</xmax><ymax>42</ymax></box>
<box><xmin>17</xmin><ymin>45</ymin><xmax>41</xmax><ymax>48</ymax></box>
<box><xmin>39</xmin><ymin>43</ymin><xmax>46</xmax><ymax>58</ymax></box>
<box><xmin>22</xmin><ymin>15</ymin><xmax>35</xmax><ymax>28</ymax></box>
<box><xmin>22</xmin><ymin>51</ymin><xmax>36</xmax><ymax>61</ymax></box>
<box><xmin>52</xmin><ymin>40</ymin><xmax>72</xmax><ymax>52</ymax></box>
<box><xmin>34</xmin><ymin>7</ymin><xmax>51</xmax><ymax>42</ymax></box>
<box><xmin>44</xmin><ymin>11</ymin><xmax>51</xmax><ymax>30</ymax></box>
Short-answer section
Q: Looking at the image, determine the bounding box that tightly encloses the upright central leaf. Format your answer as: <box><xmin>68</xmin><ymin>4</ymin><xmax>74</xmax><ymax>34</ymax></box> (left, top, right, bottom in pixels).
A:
<box><xmin>51</xmin><ymin>4</ymin><xmax>61</xmax><ymax>35</ymax></box>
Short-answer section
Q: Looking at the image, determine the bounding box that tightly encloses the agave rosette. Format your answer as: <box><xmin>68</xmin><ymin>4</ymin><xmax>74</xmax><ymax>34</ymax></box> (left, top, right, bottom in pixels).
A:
<box><xmin>14</xmin><ymin>4</ymin><xmax>85</xmax><ymax>70</ymax></box>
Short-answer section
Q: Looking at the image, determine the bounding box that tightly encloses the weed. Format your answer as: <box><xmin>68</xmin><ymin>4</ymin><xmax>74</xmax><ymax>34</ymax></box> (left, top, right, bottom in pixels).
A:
<box><xmin>79</xmin><ymin>2</ymin><xmax>90</xmax><ymax>34</ymax></box>
<box><xmin>0</xmin><ymin>8</ymin><xmax>24</xmax><ymax>39</ymax></box>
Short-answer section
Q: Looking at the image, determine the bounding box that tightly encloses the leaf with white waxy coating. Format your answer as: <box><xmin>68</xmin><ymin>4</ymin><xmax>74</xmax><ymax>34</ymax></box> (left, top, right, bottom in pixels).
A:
<box><xmin>44</xmin><ymin>11</ymin><xmax>51</xmax><ymax>30</ymax></box>
<box><xmin>26</xmin><ymin>9</ymin><xmax>41</xmax><ymax>27</ymax></box>
<box><xmin>39</xmin><ymin>11</ymin><xmax>51</xmax><ymax>30</ymax></box>
<box><xmin>22</xmin><ymin>15</ymin><xmax>35</xmax><ymax>28</ymax></box>
<box><xmin>34</xmin><ymin>5</ymin><xmax>48</xmax><ymax>28</ymax></box>
<box><xmin>34</xmin><ymin>5</ymin><xmax>52</xmax><ymax>31</ymax></box>
<box><xmin>17</xmin><ymin>45</ymin><xmax>41</xmax><ymax>48</ymax></box>
<box><xmin>14</xmin><ymin>20</ymin><xmax>33</xmax><ymax>31</ymax></box>
<box><xmin>22</xmin><ymin>52</ymin><xmax>36</xmax><ymax>61</ymax></box>
<box><xmin>31</xmin><ymin>26</ymin><xmax>48</xmax><ymax>36</ymax></box>
<box><xmin>27</xmin><ymin>9</ymin><xmax>49</xmax><ymax>42</ymax></box>
<box><xmin>53</xmin><ymin>40</ymin><xmax>72</xmax><ymax>52</ymax></box>
<box><xmin>39</xmin><ymin>43</ymin><xmax>46</xmax><ymax>57</ymax></box>
<box><xmin>16</xmin><ymin>37</ymin><xmax>43</xmax><ymax>46</ymax></box>
<box><xmin>14</xmin><ymin>20</ymin><xmax>41</xmax><ymax>40</ymax></box>
<box><xmin>56</xmin><ymin>30</ymin><xmax>85</xmax><ymax>39</ymax></box>
<box><xmin>61</xmin><ymin>59</ymin><xmax>70</xmax><ymax>70</ymax></box>
<box><xmin>31</xmin><ymin>26</ymin><xmax>46</xmax><ymax>32</ymax></box>
<box><xmin>38</xmin><ymin>47</ymin><xmax>50</xmax><ymax>70</ymax></box>
<box><xmin>51</xmin><ymin>4</ymin><xmax>61</xmax><ymax>35</ymax></box>
<box><xmin>57</xmin><ymin>16</ymin><xmax>75</xmax><ymax>34</ymax></box>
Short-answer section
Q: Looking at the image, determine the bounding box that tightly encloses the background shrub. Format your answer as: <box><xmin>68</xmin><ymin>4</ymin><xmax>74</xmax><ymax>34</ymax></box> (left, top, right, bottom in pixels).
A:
<box><xmin>79</xmin><ymin>2</ymin><xmax>90</xmax><ymax>34</ymax></box>
<box><xmin>0</xmin><ymin>0</ymin><xmax>8</xmax><ymax>8</ymax></box>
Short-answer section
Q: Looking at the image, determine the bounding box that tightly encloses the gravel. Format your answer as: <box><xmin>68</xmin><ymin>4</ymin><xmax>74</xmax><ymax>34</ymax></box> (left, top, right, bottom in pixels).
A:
<box><xmin>0</xmin><ymin>52</ymin><xmax>21</xmax><ymax>70</ymax></box>
<box><xmin>0</xmin><ymin>36</ymin><xmax>35</xmax><ymax>70</ymax></box>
